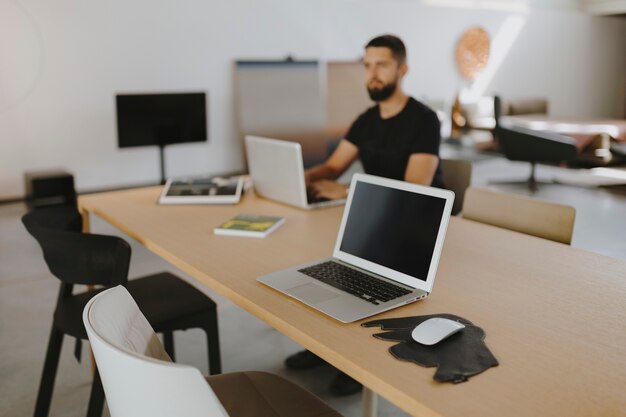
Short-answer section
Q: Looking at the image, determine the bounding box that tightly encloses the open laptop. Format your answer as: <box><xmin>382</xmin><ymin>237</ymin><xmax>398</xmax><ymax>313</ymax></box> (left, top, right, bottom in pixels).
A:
<box><xmin>245</xmin><ymin>135</ymin><xmax>346</xmax><ymax>209</ymax></box>
<box><xmin>257</xmin><ymin>173</ymin><xmax>455</xmax><ymax>323</ymax></box>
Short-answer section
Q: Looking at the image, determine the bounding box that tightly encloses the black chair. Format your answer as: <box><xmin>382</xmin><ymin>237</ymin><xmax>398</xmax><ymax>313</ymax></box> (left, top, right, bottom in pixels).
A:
<box><xmin>22</xmin><ymin>206</ymin><xmax>221</xmax><ymax>417</ymax></box>
<box><xmin>493</xmin><ymin>96</ymin><xmax>578</xmax><ymax>190</ymax></box>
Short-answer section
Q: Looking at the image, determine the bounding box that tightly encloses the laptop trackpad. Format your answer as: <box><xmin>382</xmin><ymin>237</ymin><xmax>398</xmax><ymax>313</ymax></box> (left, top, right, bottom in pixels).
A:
<box><xmin>288</xmin><ymin>283</ymin><xmax>341</xmax><ymax>304</ymax></box>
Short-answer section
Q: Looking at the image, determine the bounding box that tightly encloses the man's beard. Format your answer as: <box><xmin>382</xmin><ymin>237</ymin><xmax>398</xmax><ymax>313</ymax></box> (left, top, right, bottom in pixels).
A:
<box><xmin>367</xmin><ymin>80</ymin><xmax>397</xmax><ymax>102</ymax></box>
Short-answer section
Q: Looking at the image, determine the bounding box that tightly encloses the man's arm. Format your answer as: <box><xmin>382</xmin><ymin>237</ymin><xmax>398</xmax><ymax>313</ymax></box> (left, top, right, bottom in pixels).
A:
<box><xmin>306</xmin><ymin>139</ymin><xmax>359</xmax><ymax>200</ymax></box>
<box><xmin>305</xmin><ymin>139</ymin><xmax>359</xmax><ymax>183</ymax></box>
<box><xmin>404</xmin><ymin>153</ymin><xmax>439</xmax><ymax>186</ymax></box>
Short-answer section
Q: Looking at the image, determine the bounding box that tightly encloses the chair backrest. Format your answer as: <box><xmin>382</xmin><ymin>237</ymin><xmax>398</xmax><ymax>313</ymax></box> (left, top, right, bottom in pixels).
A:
<box><xmin>462</xmin><ymin>187</ymin><xmax>576</xmax><ymax>245</ymax></box>
<box><xmin>22</xmin><ymin>208</ymin><xmax>131</xmax><ymax>286</ymax></box>
<box><xmin>440</xmin><ymin>159</ymin><xmax>472</xmax><ymax>216</ymax></box>
<box><xmin>22</xmin><ymin>205</ymin><xmax>83</xmax><ymax>233</ymax></box>
<box><xmin>83</xmin><ymin>286</ymin><xmax>229</xmax><ymax>417</ymax></box>
<box><xmin>494</xmin><ymin>95</ymin><xmax>548</xmax><ymax>120</ymax></box>
<box><xmin>496</xmin><ymin>121</ymin><xmax>578</xmax><ymax>164</ymax></box>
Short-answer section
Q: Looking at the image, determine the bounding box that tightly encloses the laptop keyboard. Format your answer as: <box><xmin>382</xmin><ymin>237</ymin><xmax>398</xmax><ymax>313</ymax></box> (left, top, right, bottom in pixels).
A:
<box><xmin>298</xmin><ymin>261</ymin><xmax>412</xmax><ymax>305</ymax></box>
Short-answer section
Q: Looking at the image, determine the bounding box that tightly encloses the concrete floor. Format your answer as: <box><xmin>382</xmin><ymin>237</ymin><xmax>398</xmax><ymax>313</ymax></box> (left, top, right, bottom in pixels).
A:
<box><xmin>1</xmin><ymin>154</ymin><xmax>625</xmax><ymax>417</ymax></box>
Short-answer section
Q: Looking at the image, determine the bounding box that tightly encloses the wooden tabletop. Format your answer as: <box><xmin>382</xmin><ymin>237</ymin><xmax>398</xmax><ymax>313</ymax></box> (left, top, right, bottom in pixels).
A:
<box><xmin>79</xmin><ymin>186</ymin><xmax>626</xmax><ymax>417</ymax></box>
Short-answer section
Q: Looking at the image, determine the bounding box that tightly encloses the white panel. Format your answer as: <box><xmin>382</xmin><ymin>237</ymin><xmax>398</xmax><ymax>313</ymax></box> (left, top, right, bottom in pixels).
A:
<box><xmin>236</xmin><ymin>61</ymin><xmax>324</xmax><ymax>135</ymax></box>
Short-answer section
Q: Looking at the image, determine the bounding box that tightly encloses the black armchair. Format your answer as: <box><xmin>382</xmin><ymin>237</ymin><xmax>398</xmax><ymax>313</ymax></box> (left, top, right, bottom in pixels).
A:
<box><xmin>493</xmin><ymin>96</ymin><xmax>578</xmax><ymax>189</ymax></box>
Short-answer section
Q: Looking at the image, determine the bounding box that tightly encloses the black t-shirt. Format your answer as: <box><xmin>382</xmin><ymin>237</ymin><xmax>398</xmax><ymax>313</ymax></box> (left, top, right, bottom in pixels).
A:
<box><xmin>345</xmin><ymin>97</ymin><xmax>444</xmax><ymax>188</ymax></box>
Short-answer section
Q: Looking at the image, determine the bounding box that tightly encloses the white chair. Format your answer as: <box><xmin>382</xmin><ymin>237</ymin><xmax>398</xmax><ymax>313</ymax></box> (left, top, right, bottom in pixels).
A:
<box><xmin>83</xmin><ymin>286</ymin><xmax>342</xmax><ymax>417</ymax></box>
<box><xmin>462</xmin><ymin>187</ymin><xmax>576</xmax><ymax>245</ymax></box>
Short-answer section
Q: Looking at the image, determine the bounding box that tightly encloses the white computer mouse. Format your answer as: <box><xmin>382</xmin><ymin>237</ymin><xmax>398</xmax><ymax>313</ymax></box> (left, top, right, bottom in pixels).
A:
<box><xmin>411</xmin><ymin>317</ymin><xmax>466</xmax><ymax>345</ymax></box>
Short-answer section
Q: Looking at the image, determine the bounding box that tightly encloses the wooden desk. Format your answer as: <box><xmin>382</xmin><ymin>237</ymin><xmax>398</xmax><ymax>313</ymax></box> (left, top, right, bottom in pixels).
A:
<box><xmin>79</xmin><ymin>186</ymin><xmax>626</xmax><ymax>417</ymax></box>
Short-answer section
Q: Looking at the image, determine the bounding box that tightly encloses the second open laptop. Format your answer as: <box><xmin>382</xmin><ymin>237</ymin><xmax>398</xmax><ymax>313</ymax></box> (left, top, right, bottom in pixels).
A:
<box><xmin>257</xmin><ymin>173</ymin><xmax>455</xmax><ymax>323</ymax></box>
<box><xmin>245</xmin><ymin>135</ymin><xmax>346</xmax><ymax>210</ymax></box>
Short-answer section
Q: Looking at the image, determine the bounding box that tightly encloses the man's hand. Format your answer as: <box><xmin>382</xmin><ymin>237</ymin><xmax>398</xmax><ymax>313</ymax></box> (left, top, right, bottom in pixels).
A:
<box><xmin>308</xmin><ymin>180</ymin><xmax>348</xmax><ymax>200</ymax></box>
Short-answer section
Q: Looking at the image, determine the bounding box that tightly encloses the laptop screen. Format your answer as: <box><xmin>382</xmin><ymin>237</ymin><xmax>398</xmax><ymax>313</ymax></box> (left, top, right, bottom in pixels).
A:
<box><xmin>339</xmin><ymin>181</ymin><xmax>447</xmax><ymax>281</ymax></box>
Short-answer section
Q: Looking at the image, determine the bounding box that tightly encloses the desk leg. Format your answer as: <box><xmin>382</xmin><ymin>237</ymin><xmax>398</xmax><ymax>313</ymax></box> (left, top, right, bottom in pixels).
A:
<box><xmin>79</xmin><ymin>207</ymin><xmax>97</xmax><ymax>376</ymax></box>
<box><xmin>362</xmin><ymin>387</ymin><xmax>378</xmax><ymax>417</ymax></box>
<box><xmin>80</xmin><ymin>207</ymin><xmax>91</xmax><ymax>234</ymax></box>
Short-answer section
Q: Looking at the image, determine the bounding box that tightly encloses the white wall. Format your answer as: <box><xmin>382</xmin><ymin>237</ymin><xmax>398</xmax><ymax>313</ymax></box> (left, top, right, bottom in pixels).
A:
<box><xmin>1</xmin><ymin>0</ymin><xmax>625</xmax><ymax>199</ymax></box>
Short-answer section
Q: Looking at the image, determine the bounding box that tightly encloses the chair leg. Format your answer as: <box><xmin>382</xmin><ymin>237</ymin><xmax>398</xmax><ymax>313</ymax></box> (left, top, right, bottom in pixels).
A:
<box><xmin>163</xmin><ymin>331</ymin><xmax>175</xmax><ymax>361</ymax></box>
<box><xmin>34</xmin><ymin>325</ymin><xmax>64</xmax><ymax>417</ymax></box>
<box><xmin>85</xmin><ymin>369</ymin><xmax>105</xmax><ymax>417</ymax></box>
<box><xmin>205</xmin><ymin>311</ymin><xmax>221</xmax><ymax>375</ymax></box>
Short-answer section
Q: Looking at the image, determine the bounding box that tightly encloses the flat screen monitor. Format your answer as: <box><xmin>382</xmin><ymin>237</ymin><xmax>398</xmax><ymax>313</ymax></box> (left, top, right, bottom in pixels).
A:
<box><xmin>116</xmin><ymin>92</ymin><xmax>207</xmax><ymax>148</ymax></box>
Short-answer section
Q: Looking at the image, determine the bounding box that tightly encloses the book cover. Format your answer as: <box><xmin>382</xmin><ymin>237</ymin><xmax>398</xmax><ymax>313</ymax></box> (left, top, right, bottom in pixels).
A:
<box><xmin>159</xmin><ymin>176</ymin><xmax>244</xmax><ymax>205</ymax></box>
<box><xmin>214</xmin><ymin>214</ymin><xmax>285</xmax><ymax>238</ymax></box>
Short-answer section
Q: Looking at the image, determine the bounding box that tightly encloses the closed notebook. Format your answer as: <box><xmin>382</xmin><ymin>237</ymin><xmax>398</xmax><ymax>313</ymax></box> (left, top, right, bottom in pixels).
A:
<box><xmin>214</xmin><ymin>214</ymin><xmax>285</xmax><ymax>238</ymax></box>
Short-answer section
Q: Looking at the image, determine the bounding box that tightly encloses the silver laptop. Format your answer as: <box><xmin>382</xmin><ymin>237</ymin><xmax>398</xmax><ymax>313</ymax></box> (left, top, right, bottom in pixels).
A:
<box><xmin>257</xmin><ymin>173</ymin><xmax>455</xmax><ymax>323</ymax></box>
<box><xmin>245</xmin><ymin>135</ymin><xmax>346</xmax><ymax>210</ymax></box>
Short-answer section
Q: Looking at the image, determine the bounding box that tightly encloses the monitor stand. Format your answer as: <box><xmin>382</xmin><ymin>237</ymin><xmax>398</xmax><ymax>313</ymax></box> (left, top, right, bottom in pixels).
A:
<box><xmin>158</xmin><ymin>144</ymin><xmax>167</xmax><ymax>185</ymax></box>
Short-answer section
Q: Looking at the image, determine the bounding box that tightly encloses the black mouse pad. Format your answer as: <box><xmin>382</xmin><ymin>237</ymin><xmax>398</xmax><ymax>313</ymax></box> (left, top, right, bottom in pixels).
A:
<box><xmin>362</xmin><ymin>314</ymin><xmax>498</xmax><ymax>383</ymax></box>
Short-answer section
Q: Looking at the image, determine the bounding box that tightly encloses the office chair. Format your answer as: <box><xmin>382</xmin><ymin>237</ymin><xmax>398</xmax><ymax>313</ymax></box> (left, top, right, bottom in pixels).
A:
<box><xmin>494</xmin><ymin>96</ymin><xmax>578</xmax><ymax>190</ymax></box>
<box><xmin>463</xmin><ymin>187</ymin><xmax>576</xmax><ymax>245</ymax></box>
<box><xmin>22</xmin><ymin>207</ymin><xmax>221</xmax><ymax>417</ymax></box>
<box><xmin>493</xmin><ymin>96</ymin><xmax>578</xmax><ymax>190</ymax></box>
<box><xmin>83</xmin><ymin>285</ymin><xmax>342</xmax><ymax>417</ymax></box>
<box><xmin>440</xmin><ymin>159</ymin><xmax>472</xmax><ymax>215</ymax></box>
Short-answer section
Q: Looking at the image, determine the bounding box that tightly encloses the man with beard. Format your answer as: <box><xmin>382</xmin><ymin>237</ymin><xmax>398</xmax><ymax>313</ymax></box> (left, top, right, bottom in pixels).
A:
<box><xmin>306</xmin><ymin>34</ymin><xmax>443</xmax><ymax>202</ymax></box>
<box><xmin>286</xmin><ymin>35</ymin><xmax>444</xmax><ymax>396</ymax></box>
